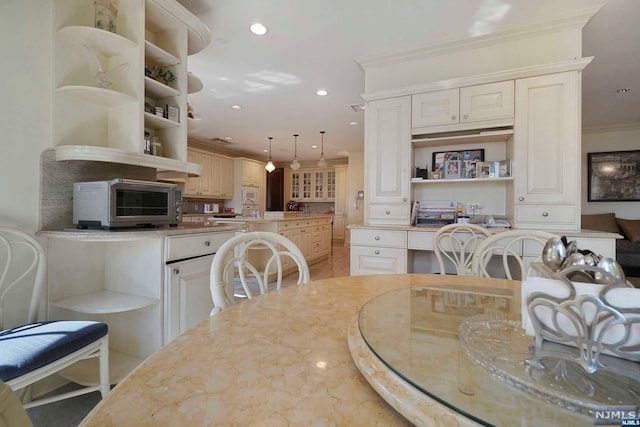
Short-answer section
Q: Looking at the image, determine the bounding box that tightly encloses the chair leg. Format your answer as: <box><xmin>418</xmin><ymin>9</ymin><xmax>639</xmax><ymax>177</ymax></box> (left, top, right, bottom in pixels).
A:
<box><xmin>98</xmin><ymin>337</ymin><xmax>110</xmax><ymax>399</ymax></box>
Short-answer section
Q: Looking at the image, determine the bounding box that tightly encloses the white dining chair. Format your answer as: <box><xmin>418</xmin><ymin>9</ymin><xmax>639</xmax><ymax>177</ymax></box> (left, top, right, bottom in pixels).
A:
<box><xmin>210</xmin><ymin>231</ymin><xmax>310</xmax><ymax>314</ymax></box>
<box><xmin>0</xmin><ymin>380</ymin><xmax>32</xmax><ymax>427</ymax></box>
<box><xmin>433</xmin><ymin>223</ymin><xmax>492</xmax><ymax>275</ymax></box>
<box><xmin>471</xmin><ymin>229</ymin><xmax>558</xmax><ymax>280</ymax></box>
<box><xmin>0</xmin><ymin>227</ymin><xmax>110</xmax><ymax>409</ymax></box>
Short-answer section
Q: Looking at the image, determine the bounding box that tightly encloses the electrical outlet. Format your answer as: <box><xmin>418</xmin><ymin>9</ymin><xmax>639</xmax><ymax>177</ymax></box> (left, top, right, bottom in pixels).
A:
<box><xmin>468</xmin><ymin>203</ymin><xmax>478</xmax><ymax>211</ymax></box>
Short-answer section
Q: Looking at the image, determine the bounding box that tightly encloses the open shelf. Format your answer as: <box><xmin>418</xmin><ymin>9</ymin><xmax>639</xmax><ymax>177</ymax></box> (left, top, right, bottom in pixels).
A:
<box><xmin>54</xmin><ymin>146</ymin><xmax>202</xmax><ymax>175</ymax></box>
<box><xmin>59</xmin><ymin>350</ymin><xmax>143</xmax><ymax>386</ymax></box>
<box><xmin>187</xmin><ymin>72</ymin><xmax>203</xmax><ymax>94</ymax></box>
<box><xmin>412</xmin><ymin>128</ymin><xmax>514</xmax><ymax>147</ymax></box>
<box><xmin>145</xmin><ymin>111</ymin><xmax>181</xmax><ymax>129</ymax></box>
<box><xmin>145</xmin><ymin>40</ymin><xmax>180</xmax><ymax>66</ymax></box>
<box><xmin>58</xmin><ymin>26</ymin><xmax>137</xmax><ymax>57</ymax></box>
<box><xmin>145</xmin><ymin>76</ymin><xmax>180</xmax><ymax>98</ymax></box>
<box><xmin>411</xmin><ymin>177</ymin><xmax>514</xmax><ymax>184</ymax></box>
<box><xmin>53</xmin><ymin>290</ymin><xmax>159</xmax><ymax>314</ymax></box>
<box><xmin>56</xmin><ymin>85</ymin><xmax>137</xmax><ymax>107</ymax></box>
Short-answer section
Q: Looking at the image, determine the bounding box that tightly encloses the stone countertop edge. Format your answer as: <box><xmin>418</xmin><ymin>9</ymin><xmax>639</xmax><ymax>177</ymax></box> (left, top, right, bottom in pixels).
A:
<box><xmin>37</xmin><ymin>224</ymin><xmax>245</xmax><ymax>241</ymax></box>
<box><xmin>347</xmin><ymin>223</ymin><xmax>622</xmax><ymax>238</ymax></box>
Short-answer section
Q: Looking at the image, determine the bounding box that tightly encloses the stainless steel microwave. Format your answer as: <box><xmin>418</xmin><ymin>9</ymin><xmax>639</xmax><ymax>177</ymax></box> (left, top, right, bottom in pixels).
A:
<box><xmin>73</xmin><ymin>179</ymin><xmax>182</xmax><ymax>229</ymax></box>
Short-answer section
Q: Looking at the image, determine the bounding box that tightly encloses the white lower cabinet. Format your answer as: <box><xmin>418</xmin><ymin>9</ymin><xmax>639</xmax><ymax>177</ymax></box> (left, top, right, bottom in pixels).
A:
<box><xmin>164</xmin><ymin>231</ymin><xmax>234</xmax><ymax>343</ymax></box>
<box><xmin>350</xmin><ymin>228</ymin><xmax>407</xmax><ymax>275</ymax></box>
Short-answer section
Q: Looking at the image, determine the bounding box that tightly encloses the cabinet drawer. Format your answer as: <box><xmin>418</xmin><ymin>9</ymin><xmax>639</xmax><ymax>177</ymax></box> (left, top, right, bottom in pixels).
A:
<box><xmin>515</xmin><ymin>205</ymin><xmax>576</xmax><ymax>227</ymax></box>
<box><xmin>351</xmin><ymin>229</ymin><xmax>407</xmax><ymax>248</ymax></box>
<box><xmin>165</xmin><ymin>231</ymin><xmax>234</xmax><ymax>262</ymax></box>
<box><xmin>367</xmin><ymin>204</ymin><xmax>411</xmax><ymax>224</ymax></box>
<box><xmin>350</xmin><ymin>246</ymin><xmax>407</xmax><ymax>275</ymax></box>
<box><xmin>407</xmin><ymin>231</ymin><xmax>436</xmax><ymax>250</ymax></box>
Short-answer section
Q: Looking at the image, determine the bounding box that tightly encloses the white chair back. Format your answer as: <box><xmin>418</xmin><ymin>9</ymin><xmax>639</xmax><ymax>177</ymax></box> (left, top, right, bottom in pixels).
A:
<box><xmin>0</xmin><ymin>227</ymin><xmax>46</xmax><ymax>330</ymax></box>
<box><xmin>433</xmin><ymin>224</ymin><xmax>492</xmax><ymax>275</ymax></box>
<box><xmin>471</xmin><ymin>230</ymin><xmax>558</xmax><ymax>280</ymax></box>
<box><xmin>210</xmin><ymin>232</ymin><xmax>310</xmax><ymax>314</ymax></box>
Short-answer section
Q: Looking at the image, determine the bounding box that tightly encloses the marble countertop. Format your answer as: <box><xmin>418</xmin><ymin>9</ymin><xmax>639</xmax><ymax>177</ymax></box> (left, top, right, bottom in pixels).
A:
<box><xmin>81</xmin><ymin>274</ymin><xmax>511</xmax><ymax>426</ymax></box>
<box><xmin>37</xmin><ymin>224</ymin><xmax>245</xmax><ymax>241</ymax></box>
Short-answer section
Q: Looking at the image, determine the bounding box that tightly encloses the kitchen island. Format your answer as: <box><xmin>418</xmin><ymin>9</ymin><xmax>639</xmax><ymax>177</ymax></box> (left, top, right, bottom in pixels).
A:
<box><xmin>185</xmin><ymin>214</ymin><xmax>334</xmax><ymax>273</ymax></box>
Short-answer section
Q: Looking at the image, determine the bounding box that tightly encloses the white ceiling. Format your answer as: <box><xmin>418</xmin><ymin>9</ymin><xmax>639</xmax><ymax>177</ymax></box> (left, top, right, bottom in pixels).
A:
<box><xmin>178</xmin><ymin>0</ymin><xmax>639</xmax><ymax>163</ymax></box>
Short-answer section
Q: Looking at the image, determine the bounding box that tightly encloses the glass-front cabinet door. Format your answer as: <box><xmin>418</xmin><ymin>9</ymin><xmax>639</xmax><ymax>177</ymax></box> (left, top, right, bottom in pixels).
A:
<box><xmin>302</xmin><ymin>172</ymin><xmax>313</xmax><ymax>200</ymax></box>
<box><xmin>326</xmin><ymin>170</ymin><xmax>336</xmax><ymax>199</ymax></box>
<box><xmin>314</xmin><ymin>171</ymin><xmax>325</xmax><ymax>199</ymax></box>
<box><xmin>291</xmin><ymin>172</ymin><xmax>301</xmax><ymax>199</ymax></box>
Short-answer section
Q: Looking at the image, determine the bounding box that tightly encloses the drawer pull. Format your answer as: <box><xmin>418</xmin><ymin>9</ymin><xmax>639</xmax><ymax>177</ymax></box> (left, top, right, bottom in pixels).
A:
<box><xmin>451</xmin><ymin>115</ymin><xmax>456</xmax><ymax>121</ymax></box>
<box><xmin>374</xmin><ymin>236</ymin><xmax>380</xmax><ymax>241</ymax></box>
<box><xmin>204</xmin><ymin>241</ymin><xmax>211</xmax><ymax>247</ymax></box>
<box><xmin>173</xmin><ymin>268</ymin><xmax>180</xmax><ymax>275</ymax></box>
<box><xmin>519</xmin><ymin>197</ymin><xmax>524</xmax><ymax>201</ymax></box>
<box><xmin>542</xmin><ymin>212</ymin><xmax>549</xmax><ymax>217</ymax></box>
<box><xmin>386</xmin><ymin>210</ymin><xmax>391</xmax><ymax>215</ymax></box>
<box><xmin>463</xmin><ymin>114</ymin><xmax>468</xmax><ymax>119</ymax></box>
<box><xmin>402</xmin><ymin>198</ymin><xmax>407</xmax><ymax>202</ymax></box>
<box><xmin>375</xmin><ymin>250</ymin><xmax>380</xmax><ymax>255</ymax></box>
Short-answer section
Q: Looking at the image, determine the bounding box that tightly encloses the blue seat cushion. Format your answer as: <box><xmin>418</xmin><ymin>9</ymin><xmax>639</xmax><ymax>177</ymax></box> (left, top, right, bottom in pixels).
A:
<box><xmin>0</xmin><ymin>321</ymin><xmax>108</xmax><ymax>382</ymax></box>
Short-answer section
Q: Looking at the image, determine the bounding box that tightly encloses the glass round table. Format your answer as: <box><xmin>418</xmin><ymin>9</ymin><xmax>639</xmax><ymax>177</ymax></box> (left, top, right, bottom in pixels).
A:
<box><xmin>352</xmin><ymin>283</ymin><xmax>597</xmax><ymax>426</ymax></box>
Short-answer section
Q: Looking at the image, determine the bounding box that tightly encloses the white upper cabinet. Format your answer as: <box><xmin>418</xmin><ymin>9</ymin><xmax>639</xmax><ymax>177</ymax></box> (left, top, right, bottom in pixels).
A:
<box><xmin>52</xmin><ymin>0</ymin><xmax>210</xmax><ymax>175</ymax></box>
<box><xmin>412</xmin><ymin>81</ymin><xmax>514</xmax><ymax>132</ymax></box>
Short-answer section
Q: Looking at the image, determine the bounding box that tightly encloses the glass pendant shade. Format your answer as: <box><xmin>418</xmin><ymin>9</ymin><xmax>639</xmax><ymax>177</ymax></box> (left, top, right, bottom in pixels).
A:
<box><xmin>265</xmin><ymin>137</ymin><xmax>276</xmax><ymax>173</ymax></box>
<box><xmin>290</xmin><ymin>134</ymin><xmax>301</xmax><ymax>170</ymax></box>
<box><xmin>317</xmin><ymin>131</ymin><xmax>328</xmax><ymax>167</ymax></box>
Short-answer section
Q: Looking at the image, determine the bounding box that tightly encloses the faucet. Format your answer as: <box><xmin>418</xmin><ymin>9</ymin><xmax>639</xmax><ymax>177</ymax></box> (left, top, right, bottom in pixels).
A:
<box><xmin>245</xmin><ymin>198</ymin><xmax>260</xmax><ymax>218</ymax></box>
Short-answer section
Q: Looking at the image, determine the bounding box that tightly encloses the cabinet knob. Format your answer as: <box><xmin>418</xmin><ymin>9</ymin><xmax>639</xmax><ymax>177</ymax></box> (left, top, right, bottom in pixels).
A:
<box><xmin>204</xmin><ymin>241</ymin><xmax>211</xmax><ymax>246</ymax></box>
<box><xmin>451</xmin><ymin>115</ymin><xmax>456</xmax><ymax>121</ymax></box>
<box><xmin>386</xmin><ymin>210</ymin><xmax>391</xmax><ymax>215</ymax></box>
<box><xmin>375</xmin><ymin>250</ymin><xmax>380</xmax><ymax>255</ymax></box>
<box><xmin>542</xmin><ymin>212</ymin><xmax>549</xmax><ymax>217</ymax></box>
<box><xmin>463</xmin><ymin>114</ymin><xmax>468</xmax><ymax>119</ymax></box>
<box><xmin>374</xmin><ymin>236</ymin><xmax>380</xmax><ymax>240</ymax></box>
<box><xmin>173</xmin><ymin>268</ymin><xmax>180</xmax><ymax>275</ymax></box>
<box><xmin>402</xmin><ymin>198</ymin><xmax>407</xmax><ymax>202</ymax></box>
<box><xmin>518</xmin><ymin>197</ymin><xmax>524</xmax><ymax>201</ymax></box>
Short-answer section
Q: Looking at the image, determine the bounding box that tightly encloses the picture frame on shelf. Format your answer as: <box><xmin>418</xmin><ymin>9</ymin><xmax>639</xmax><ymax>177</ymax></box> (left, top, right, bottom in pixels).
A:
<box><xmin>588</xmin><ymin>150</ymin><xmax>640</xmax><ymax>201</ymax></box>
<box><xmin>167</xmin><ymin>105</ymin><xmax>180</xmax><ymax>123</ymax></box>
<box><xmin>432</xmin><ymin>149</ymin><xmax>484</xmax><ymax>176</ymax></box>
<box><xmin>462</xmin><ymin>161</ymin><xmax>477</xmax><ymax>179</ymax></box>
<box><xmin>431</xmin><ymin>171</ymin><xmax>442</xmax><ymax>180</ymax></box>
<box><xmin>476</xmin><ymin>161</ymin><xmax>491</xmax><ymax>178</ymax></box>
<box><xmin>444</xmin><ymin>160</ymin><xmax>462</xmax><ymax>179</ymax></box>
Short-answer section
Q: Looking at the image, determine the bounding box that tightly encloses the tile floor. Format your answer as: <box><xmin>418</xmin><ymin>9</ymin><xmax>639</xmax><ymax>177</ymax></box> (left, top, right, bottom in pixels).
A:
<box><xmin>26</xmin><ymin>242</ymin><xmax>350</xmax><ymax>427</ymax></box>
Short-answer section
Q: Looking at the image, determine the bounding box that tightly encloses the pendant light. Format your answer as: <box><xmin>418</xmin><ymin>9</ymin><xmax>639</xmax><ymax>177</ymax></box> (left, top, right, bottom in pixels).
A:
<box><xmin>290</xmin><ymin>134</ymin><xmax>301</xmax><ymax>170</ymax></box>
<box><xmin>317</xmin><ymin>131</ymin><xmax>327</xmax><ymax>167</ymax></box>
<box><xmin>265</xmin><ymin>137</ymin><xmax>275</xmax><ymax>173</ymax></box>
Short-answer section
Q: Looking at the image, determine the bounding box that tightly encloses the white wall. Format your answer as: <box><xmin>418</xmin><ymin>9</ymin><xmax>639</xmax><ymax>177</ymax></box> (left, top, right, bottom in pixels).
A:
<box><xmin>582</xmin><ymin>127</ymin><xmax>640</xmax><ymax>219</ymax></box>
<box><xmin>0</xmin><ymin>1</ymin><xmax>53</xmax><ymax>233</ymax></box>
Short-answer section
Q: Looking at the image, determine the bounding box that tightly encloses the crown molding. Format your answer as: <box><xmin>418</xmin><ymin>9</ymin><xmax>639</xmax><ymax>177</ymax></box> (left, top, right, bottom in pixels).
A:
<box><xmin>355</xmin><ymin>5</ymin><xmax>602</xmax><ymax>70</ymax></box>
<box><xmin>582</xmin><ymin>122</ymin><xmax>640</xmax><ymax>134</ymax></box>
<box><xmin>361</xmin><ymin>57</ymin><xmax>593</xmax><ymax>102</ymax></box>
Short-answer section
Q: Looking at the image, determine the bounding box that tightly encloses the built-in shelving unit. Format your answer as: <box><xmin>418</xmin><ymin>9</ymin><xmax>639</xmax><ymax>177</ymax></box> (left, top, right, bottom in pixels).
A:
<box><xmin>412</xmin><ymin>128</ymin><xmax>514</xmax><ymax>147</ymax></box>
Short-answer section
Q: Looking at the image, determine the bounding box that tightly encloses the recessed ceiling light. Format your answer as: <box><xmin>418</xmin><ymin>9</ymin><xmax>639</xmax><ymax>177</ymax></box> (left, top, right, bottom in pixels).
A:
<box><xmin>311</xmin><ymin>145</ymin><xmax>318</xmax><ymax>149</ymax></box>
<box><xmin>316</xmin><ymin>90</ymin><xmax>328</xmax><ymax>96</ymax></box>
<box><xmin>349</xmin><ymin>121</ymin><xmax>358</xmax><ymax>126</ymax></box>
<box><xmin>250</xmin><ymin>23</ymin><xmax>267</xmax><ymax>35</ymax></box>
<box><xmin>231</xmin><ymin>105</ymin><xmax>242</xmax><ymax>110</ymax></box>
<box><xmin>616</xmin><ymin>87</ymin><xmax>631</xmax><ymax>93</ymax></box>
<box><xmin>224</xmin><ymin>136</ymin><xmax>233</xmax><ymax>140</ymax></box>
<box><xmin>263</xmin><ymin>149</ymin><xmax>269</xmax><ymax>153</ymax></box>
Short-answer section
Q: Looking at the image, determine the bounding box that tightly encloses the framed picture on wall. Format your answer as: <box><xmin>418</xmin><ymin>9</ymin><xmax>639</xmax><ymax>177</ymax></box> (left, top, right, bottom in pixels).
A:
<box><xmin>432</xmin><ymin>149</ymin><xmax>484</xmax><ymax>176</ymax></box>
<box><xmin>588</xmin><ymin>150</ymin><xmax>640</xmax><ymax>201</ymax></box>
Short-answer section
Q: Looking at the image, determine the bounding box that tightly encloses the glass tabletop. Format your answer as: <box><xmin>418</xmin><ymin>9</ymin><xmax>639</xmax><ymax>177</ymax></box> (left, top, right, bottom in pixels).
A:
<box><xmin>357</xmin><ymin>284</ymin><xmax>594</xmax><ymax>426</ymax></box>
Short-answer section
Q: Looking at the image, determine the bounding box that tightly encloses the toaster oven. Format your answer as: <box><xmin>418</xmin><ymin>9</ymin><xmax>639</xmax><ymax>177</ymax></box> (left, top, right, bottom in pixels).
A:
<box><xmin>73</xmin><ymin>179</ymin><xmax>182</xmax><ymax>229</ymax></box>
